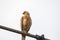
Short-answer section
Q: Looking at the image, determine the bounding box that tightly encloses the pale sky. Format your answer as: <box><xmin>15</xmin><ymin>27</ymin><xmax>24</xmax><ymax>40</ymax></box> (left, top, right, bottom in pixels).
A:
<box><xmin>0</xmin><ymin>0</ymin><xmax>60</xmax><ymax>40</ymax></box>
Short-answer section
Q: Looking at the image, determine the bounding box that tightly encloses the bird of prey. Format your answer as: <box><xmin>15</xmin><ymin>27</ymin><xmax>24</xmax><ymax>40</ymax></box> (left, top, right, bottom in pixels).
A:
<box><xmin>20</xmin><ymin>11</ymin><xmax>32</xmax><ymax>40</ymax></box>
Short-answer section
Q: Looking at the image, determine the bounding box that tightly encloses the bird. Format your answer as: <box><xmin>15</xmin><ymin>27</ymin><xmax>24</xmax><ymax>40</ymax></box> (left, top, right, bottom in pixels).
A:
<box><xmin>20</xmin><ymin>11</ymin><xmax>32</xmax><ymax>40</ymax></box>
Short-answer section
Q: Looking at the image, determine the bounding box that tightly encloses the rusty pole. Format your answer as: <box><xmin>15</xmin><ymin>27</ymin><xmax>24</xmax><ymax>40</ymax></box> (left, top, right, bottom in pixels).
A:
<box><xmin>0</xmin><ymin>25</ymin><xmax>49</xmax><ymax>40</ymax></box>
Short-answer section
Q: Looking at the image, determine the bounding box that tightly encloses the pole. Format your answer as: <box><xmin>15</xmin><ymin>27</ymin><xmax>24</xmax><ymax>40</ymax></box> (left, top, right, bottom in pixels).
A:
<box><xmin>0</xmin><ymin>25</ymin><xmax>49</xmax><ymax>40</ymax></box>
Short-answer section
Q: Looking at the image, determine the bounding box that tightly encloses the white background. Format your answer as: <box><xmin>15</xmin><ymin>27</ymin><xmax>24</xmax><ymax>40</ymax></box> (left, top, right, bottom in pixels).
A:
<box><xmin>0</xmin><ymin>0</ymin><xmax>60</xmax><ymax>40</ymax></box>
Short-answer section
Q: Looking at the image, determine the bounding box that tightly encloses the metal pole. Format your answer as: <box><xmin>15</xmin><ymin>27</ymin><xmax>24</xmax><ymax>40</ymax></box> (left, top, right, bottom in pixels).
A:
<box><xmin>0</xmin><ymin>25</ymin><xmax>49</xmax><ymax>40</ymax></box>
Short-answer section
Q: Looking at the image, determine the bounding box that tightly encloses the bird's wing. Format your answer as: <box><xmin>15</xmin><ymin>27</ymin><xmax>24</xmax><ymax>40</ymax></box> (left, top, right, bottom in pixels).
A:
<box><xmin>27</xmin><ymin>17</ymin><xmax>32</xmax><ymax>32</ymax></box>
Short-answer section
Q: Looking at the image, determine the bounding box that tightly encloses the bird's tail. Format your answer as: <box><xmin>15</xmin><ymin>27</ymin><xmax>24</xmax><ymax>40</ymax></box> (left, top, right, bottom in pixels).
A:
<box><xmin>22</xmin><ymin>34</ymin><xmax>26</xmax><ymax>40</ymax></box>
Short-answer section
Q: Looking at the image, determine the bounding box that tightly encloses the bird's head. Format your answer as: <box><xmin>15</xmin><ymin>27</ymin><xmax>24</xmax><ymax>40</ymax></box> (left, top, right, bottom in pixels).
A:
<box><xmin>23</xmin><ymin>11</ymin><xmax>30</xmax><ymax>16</ymax></box>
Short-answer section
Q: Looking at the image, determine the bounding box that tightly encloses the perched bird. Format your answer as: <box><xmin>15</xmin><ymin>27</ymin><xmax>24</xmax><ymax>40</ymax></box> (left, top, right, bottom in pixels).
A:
<box><xmin>20</xmin><ymin>11</ymin><xmax>32</xmax><ymax>40</ymax></box>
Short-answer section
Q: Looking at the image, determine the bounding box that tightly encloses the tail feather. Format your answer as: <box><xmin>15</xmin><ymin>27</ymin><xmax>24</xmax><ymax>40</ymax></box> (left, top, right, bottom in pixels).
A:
<box><xmin>22</xmin><ymin>35</ymin><xmax>26</xmax><ymax>40</ymax></box>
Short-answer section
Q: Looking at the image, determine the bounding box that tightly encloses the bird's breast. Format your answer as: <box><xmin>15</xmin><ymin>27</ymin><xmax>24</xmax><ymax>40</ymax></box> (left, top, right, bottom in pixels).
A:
<box><xmin>23</xmin><ymin>19</ymin><xmax>27</xmax><ymax>26</ymax></box>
